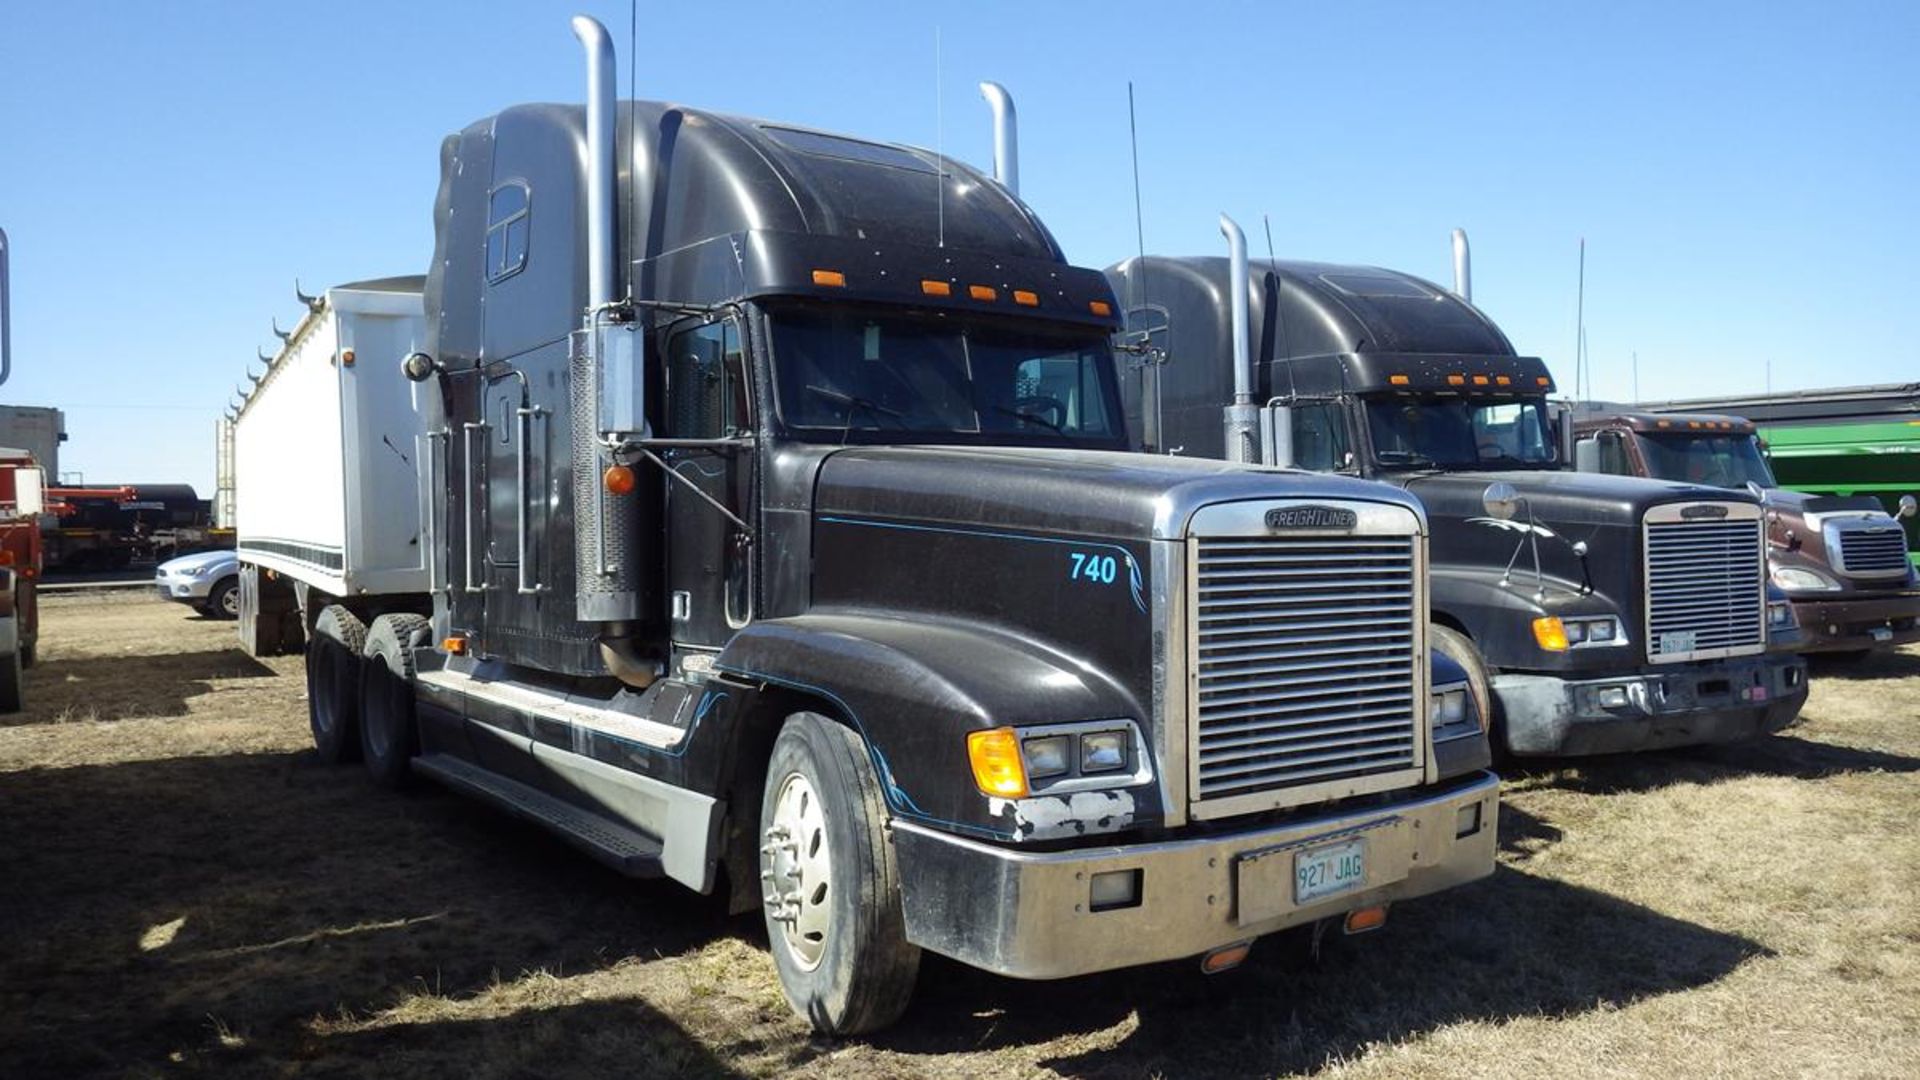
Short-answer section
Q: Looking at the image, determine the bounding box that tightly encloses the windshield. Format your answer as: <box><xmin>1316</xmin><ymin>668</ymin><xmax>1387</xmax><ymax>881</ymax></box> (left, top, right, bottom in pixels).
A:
<box><xmin>768</xmin><ymin>305</ymin><xmax>1125</xmax><ymax>445</ymax></box>
<box><xmin>1636</xmin><ymin>432</ymin><xmax>1777</xmax><ymax>489</ymax></box>
<box><xmin>1364</xmin><ymin>396</ymin><xmax>1557</xmax><ymax>469</ymax></box>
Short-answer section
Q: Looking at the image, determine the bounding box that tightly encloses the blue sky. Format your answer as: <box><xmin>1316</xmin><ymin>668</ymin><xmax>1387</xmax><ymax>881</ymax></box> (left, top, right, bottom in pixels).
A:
<box><xmin>2</xmin><ymin>1</ymin><xmax>1914</xmax><ymax>493</ymax></box>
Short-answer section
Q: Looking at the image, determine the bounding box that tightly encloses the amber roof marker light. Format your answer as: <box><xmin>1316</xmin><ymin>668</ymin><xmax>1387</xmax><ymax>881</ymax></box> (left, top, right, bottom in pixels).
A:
<box><xmin>811</xmin><ymin>269</ymin><xmax>847</xmax><ymax>287</ymax></box>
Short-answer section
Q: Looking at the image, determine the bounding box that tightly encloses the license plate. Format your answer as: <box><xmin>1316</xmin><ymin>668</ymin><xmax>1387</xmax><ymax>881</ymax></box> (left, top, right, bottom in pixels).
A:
<box><xmin>1660</xmin><ymin>630</ymin><xmax>1698</xmax><ymax>654</ymax></box>
<box><xmin>1871</xmin><ymin>627</ymin><xmax>1894</xmax><ymax>643</ymax></box>
<box><xmin>1294</xmin><ymin>837</ymin><xmax>1367</xmax><ymax>905</ymax></box>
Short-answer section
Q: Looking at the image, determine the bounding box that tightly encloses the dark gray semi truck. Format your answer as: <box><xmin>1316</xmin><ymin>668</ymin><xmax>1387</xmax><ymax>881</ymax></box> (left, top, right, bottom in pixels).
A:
<box><xmin>1107</xmin><ymin>222</ymin><xmax>1809</xmax><ymax>759</ymax></box>
<box><xmin>263</xmin><ymin>18</ymin><xmax>1500</xmax><ymax>1034</ymax></box>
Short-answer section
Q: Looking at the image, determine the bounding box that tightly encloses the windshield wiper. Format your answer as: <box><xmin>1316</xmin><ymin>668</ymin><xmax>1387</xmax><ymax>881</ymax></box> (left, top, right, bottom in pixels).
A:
<box><xmin>806</xmin><ymin>383</ymin><xmax>906</xmax><ymax>443</ymax></box>
<box><xmin>1374</xmin><ymin>449</ymin><xmax>1440</xmax><ymax>468</ymax></box>
<box><xmin>992</xmin><ymin>404</ymin><xmax>1064</xmax><ymax>434</ymax></box>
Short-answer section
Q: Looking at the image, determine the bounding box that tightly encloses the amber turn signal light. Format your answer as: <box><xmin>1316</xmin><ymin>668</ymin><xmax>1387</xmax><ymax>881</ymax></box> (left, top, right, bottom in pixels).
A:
<box><xmin>1532</xmin><ymin>616</ymin><xmax>1570</xmax><ymax>652</ymax></box>
<box><xmin>1200</xmin><ymin>940</ymin><xmax>1253</xmax><ymax>974</ymax></box>
<box><xmin>442</xmin><ymin>636</ymin><xmax>469</xmax><ymax>656</ymax></box>
<box><xmin>1344</xmin><ymin>905</ymin><xmax>1389</xmax><ymax>934</ymax></box>
<box><xmin>1088</xmin><ymin>300</ymin><xmax>1113</xmax><ymax>316</ymax></box>
<box><xmin>967</xmin><ymin>727</ymin><xmax>1028</xmax><ymax>798</ymax></box>
<box><xmin>603</xmin><ymin>464</ymin><xmax>636</xmax><ymax>495</ymax></box>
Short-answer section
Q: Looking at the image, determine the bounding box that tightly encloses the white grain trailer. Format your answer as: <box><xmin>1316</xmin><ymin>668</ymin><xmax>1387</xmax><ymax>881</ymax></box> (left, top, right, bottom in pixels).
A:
<box><xmin>232</xmin><ymin>277</ymin><xmax>433</xmax><ymax>656</ymax></box>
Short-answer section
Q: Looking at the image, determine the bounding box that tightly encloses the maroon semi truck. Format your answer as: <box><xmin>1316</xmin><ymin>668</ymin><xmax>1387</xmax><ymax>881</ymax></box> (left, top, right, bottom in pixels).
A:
<box><xmin>1568</xmin><ymin>406</ymin><xmax>1920</xmax><ymax>657</ymax></box>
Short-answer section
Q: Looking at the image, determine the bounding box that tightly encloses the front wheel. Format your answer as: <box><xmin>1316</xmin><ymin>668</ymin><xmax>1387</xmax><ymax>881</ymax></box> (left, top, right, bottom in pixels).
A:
<box><xmin>759</xmin><ymin>713</ymin><xmax>920</xmax><ymax>1035</ymax></box>
<box><xmin>207</xmin><ymin>577</ymin><xmax>240</xmax><ymax>620</ymax></box>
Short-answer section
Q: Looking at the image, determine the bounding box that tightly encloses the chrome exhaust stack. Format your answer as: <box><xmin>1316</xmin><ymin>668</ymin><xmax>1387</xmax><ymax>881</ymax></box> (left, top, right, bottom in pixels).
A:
<box><xmin>572</xmin><ymin>15</ymin><xmax>617</xmax><ymax>310</ymax></box>
<box><xmin>566</xmin><ymin>15</ymin><xmax>653</xmax><ymax>685</ymax></box>
<box><xmin>1451</xmin><ymin>228</ymin><xmax>1472</xmax><ymax>303</ymax></box>
<box><xmin>978</xmin><ymin>82</ymin><xmax>1019</xmax><ymax>195</ymax></box>
<box><xmin>1220</xmin><ymin>213</ymin><xmax>1258</xmax><ymax>464</ymax></box>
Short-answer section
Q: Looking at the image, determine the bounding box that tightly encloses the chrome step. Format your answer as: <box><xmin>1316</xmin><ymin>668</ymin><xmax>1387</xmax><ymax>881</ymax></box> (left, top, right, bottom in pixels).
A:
<box><xmin>412</xmin><ymin>753</ymin><xmax>665</xmax><ymax>878</ymax></box>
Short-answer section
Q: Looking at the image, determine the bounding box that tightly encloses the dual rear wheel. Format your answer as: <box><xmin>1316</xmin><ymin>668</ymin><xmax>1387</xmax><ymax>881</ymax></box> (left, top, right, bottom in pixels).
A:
<box><xmin>305</xmin><ymin>606</ymin><xmax>428</xmax><ymax>787</ymax></box>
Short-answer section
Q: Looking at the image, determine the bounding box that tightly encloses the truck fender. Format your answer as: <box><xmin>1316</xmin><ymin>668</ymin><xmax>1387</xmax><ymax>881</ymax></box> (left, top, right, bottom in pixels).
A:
<box><xmin>715</xmin><ymin>611</ymin><xmax>1150</xmax><ymax>840</ymax></box>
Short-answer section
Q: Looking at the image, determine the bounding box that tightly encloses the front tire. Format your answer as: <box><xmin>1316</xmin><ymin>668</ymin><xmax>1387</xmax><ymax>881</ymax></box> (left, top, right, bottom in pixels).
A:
<box><xmin>759</xmin><ymin>712</ymin><xmax>920</xmax><ymax>1035</ymax></box>
<box><xmin>306</xmin><ymin>606</ymin><xmax>367</xmax><ymax>764</ymax></box>
<box><xmin>207</xmin><ymin>577</ymin><xmax>240</xmax><ymax>620</ymax></box>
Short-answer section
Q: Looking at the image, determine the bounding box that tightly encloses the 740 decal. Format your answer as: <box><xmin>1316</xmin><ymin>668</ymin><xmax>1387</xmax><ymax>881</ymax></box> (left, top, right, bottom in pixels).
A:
<box><xmin>1068</xmin><ymin>551</ymin><xmax>1119</xmax><ymax>585</ymax></box>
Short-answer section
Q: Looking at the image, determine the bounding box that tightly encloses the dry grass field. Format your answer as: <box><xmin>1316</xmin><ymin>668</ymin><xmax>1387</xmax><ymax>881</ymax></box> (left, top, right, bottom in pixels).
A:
<box><xmin>2</xmin><ymin>592</ymin><xmax>1917</xmax><ymax>1079</ymax></box>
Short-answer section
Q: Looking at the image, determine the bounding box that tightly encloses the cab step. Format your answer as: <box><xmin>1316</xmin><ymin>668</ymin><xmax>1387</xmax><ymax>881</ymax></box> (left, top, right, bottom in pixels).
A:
<box><xmin>412</xmin><ymin>753</ymin><xmax>665</xmax><ymax>878</ymax></box>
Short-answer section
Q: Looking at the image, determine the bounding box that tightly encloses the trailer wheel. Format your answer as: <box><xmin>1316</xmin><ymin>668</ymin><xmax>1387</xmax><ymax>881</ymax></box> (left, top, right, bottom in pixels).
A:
<box><xmin>307</xmin><ymin>606</ymin><xmax>367</xmax><ymax>764</ymax></box>
<box><xmin>0</xmin><ymin>644</ymin><xmax>21</xmax><ymax>714</ymax></box>
<box><xmin>359</xmin><ymin>614</ymin><xmax>430</xmax><ymax>789</ymax></box>
<box><xmin>759</xmin><ymin>712</ymin><xmax>920</xmax><ymax>1035</ymax></box>
<box><xmin>206</xmin><ymin>578</ymin><xmax>239</xmax><ymax>621</ymax></box>
<box><xmin>1430</xmin><ymin>624</ymin><xmax>1496</xmax><ymax>752</ymax></box>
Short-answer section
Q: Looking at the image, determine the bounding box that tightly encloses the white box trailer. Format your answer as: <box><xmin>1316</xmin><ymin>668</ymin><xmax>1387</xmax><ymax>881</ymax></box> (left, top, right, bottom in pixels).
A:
<box><xmin>233</xmin><ymin>276</ymin><xmax>432</xmax><ymax>653</ymax></box>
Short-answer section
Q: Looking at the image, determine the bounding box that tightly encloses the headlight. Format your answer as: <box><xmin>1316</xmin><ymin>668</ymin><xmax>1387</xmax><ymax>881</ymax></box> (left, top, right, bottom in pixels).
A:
<box><xmin>1022</xmin><ymin>735</ymin><xmax>1071</xmax><ymax>779</ymax></box>
<box><xmin>1080</xmin><ymin>731</ymin><xmax>1128</xmax><ymax>772</ymax></box>
<box><xmin>186</xmin><ymin>564</ymin><xmax>213</xmax><ymax>578</ymax></box>
<box><xmin>1772</xmin><ymin>566</ymin><xmax>1839</xmax><ymax>592</ymax></box>
<box><xmin>1768</xmin><ymin>600</ymin><xmax>1796</xmax><ymax>630</ymax></box>
<box><xmin>1535</xmin><ymin>615</ymin><xmax>1624</xmax><ymax>651</ymax></box>
<box><xmin>969</xmin><ymin>722</ymin><xmax>1149</xmax><ymax>797</ymax></box>
<box><xmin>1430</xmin><ymin>688</ymin><xmax>1467</xmax><ymax>728</ymax></box>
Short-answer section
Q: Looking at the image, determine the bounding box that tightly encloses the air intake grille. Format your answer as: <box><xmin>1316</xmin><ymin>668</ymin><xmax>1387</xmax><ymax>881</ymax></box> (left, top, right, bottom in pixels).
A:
<box><xmin>1192</xmin><ymin>536</ymin><xmax>1418</xmax><ymax>803</ymax></box>
<box><xmin>1645</xmin><ymin>515</ymin><xmax>1765</xmax><ymax>661</ymax></box>
<box><xmin>1836</xmin><ymin>527</ymin><xmax>1911</xmax><ymax>576</ymax></box>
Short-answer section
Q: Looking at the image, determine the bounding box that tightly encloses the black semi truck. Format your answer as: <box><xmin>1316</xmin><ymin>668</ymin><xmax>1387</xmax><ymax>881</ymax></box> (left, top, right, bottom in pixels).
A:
<box><xmin>1106</xmin><ymin>222</ymin><xmax>1808</xmax><ymax>759</ymax></box>
<box><xmin>264</xmin><ymin>17</ymin><xmax>1498</xmax><ymax>1034</ymax></box>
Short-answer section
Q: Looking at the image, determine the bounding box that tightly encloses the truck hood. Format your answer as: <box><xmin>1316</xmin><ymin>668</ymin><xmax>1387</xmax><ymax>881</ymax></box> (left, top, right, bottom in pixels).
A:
<box><xmin>1399</xmin><ymin>468</ymin><xmax>1754</xmax><ymax>528</ymax></box>
<box><xmin>814</xmin><ymin>446</ymin><xmax>1425</xmax><ymax>540</ymax></box>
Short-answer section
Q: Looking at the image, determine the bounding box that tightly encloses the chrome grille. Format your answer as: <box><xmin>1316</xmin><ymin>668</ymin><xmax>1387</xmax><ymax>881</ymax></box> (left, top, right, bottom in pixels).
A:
<box><xmin>1835</xmin><ymin>527</ymin><xmax>1910</xmax><ymax>576</ymax></box>
<box><xmin>1193</xmin><ymin>535</ymin><xmax>1419</xmax><ymax>803</ymax></box>
<box><xmin>1644</xmin><ymin>513</ymin><xmax>1765</xmax><ymax>661</ymax></box>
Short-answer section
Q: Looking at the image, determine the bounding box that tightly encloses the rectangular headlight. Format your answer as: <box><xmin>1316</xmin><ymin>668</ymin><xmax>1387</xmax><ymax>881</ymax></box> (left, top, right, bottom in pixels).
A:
<box><xmin>1430</xmin><ymin>689</ymin><xmax>1467</xmax><ymax>729</ymax></box>
<box><xmin>1586</xmin><ymin>618</ymin><xmax>1617</xmax><ymax>642</ymax></box>
<box><xmin>1022</xmin><ymin>735</ymin><xmax>1070</xmax><ymax>779</ymax></box>
<box><xmin>1080</xmin><ymin>731</ymin><xmax>1127</xmax><ymax>772</ymax></box>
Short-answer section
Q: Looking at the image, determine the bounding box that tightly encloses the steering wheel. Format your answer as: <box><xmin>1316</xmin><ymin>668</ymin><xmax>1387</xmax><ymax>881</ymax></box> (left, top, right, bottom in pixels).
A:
<box><xmin>1013</xmin><ymin>395</ymin><xmax>1068</xmax><ymax>430</ymax></box>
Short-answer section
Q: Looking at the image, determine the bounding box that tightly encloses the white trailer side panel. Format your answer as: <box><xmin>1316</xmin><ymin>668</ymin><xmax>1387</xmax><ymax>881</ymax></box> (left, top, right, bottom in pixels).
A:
<box><xmin>235</xmin><ymin>281</ymin><xmax>430</xmax><ymax>597</ymax></box>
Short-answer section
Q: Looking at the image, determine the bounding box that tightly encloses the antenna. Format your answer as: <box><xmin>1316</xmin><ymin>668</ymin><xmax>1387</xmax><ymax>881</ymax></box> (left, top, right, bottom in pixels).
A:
<box><xmin>1574</xmin><ymin>237</ymin><xmax>1586</xmax><ymax>400</ymax></box>
<box><xmin>626</xmin><ymin>0</ymin><xmax>637</xmax><ymax>301</ymax></box>
<box><xmin>1632</xmin><ymin>349</ymin><xmax>1639</xmax><ymax>402</ymax></box>
<box><xmin>934</xmin><ymin>27</ymin><xmax>944</xmax><ymax>249</ymax></box>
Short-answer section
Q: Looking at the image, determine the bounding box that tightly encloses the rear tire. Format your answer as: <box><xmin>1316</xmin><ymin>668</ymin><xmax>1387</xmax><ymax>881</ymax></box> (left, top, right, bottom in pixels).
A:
<box><xmin>359</xmin><ymin>614</ymin><xmax>430</xmax><ymax>789</ymax></box>
<box><xmin>307</xmin><ymin>606</ymin><xmax>367</xmax><ymax>764</ymax></box>
<box><xmin>759</xmin><ymin>712</ymin><xmax>920</xmax><ymax>1035</ymax></box>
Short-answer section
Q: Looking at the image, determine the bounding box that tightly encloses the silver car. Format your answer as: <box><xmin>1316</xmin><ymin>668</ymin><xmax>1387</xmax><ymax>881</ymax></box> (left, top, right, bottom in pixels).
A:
<box><xmin>154</xmin><ymin>549</ymin><xmax>240</xmax><ymax>619</ymax></box>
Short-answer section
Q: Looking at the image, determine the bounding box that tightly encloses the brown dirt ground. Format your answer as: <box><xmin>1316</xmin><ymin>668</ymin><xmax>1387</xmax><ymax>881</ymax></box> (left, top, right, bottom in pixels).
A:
<box><xmin>2</xmin><ymin>592</ymin><xmax>1917</xmax><ymax>1079</ymax></box>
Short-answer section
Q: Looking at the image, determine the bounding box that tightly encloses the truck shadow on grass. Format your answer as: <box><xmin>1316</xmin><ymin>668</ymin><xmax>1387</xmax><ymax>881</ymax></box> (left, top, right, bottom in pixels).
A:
<box><xmin>873</xmin><ymin>859</ymin><xmax>1766</xmax><ymax>1077</ymax></box>
<box><xmin>6</xmin><ymin>648</ymin><xmax>277</xmax><ymax>727</ymax></box>
<box><xmin>1501</xmin><ymin>733</ymin><xmax>1920</xmax><ymax>798</ymax></box>
<box><xmin>1807</xmin><ymin>649</ymin><xmax>1920</xmax><ymax>681</ymax></box>
<box><xmin>0</xmin><ymin>749</ymin><xmax>745</xmax><ymax>1079</ymax></box>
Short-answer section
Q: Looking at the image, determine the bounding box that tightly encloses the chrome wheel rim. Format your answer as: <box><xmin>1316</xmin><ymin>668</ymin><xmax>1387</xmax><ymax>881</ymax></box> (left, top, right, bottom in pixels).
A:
<box><xmin>219</xmin><ymin>587</ymin><xmax>239</xmax><ymax>617</ymax></box>
<box><xmin>762</xmin><ymin>771</ymin><xmax>831</xmax><ymax>971</ymax></box>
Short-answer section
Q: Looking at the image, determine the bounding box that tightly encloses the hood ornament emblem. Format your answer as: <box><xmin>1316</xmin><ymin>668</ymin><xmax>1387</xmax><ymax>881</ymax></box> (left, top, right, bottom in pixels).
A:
<box><xmin>1266</xmin><ymin>505</ymin><xmax>1357</xmax><ymax>531</ymax></box>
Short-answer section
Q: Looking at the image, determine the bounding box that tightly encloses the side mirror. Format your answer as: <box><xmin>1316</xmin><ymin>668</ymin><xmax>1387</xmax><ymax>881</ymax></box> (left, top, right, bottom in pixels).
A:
<box><xmin>402</xmin><ymin>352</ymin><xmax>438</xmax><ymax>382</ymax></box>
<box><xmin>1899</xmin><ymin>494</ymin><xmax>1917</xmax><ymax>520</ymax></box>
<box><xmin>1482</xmin><ymin>481</ymin><xmax>1520</xmax><ymax>521</ymax></box>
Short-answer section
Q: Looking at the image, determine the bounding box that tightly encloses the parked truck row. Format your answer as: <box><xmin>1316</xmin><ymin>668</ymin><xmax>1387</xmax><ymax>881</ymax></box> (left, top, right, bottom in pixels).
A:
<box><xmin>218</xmin><ymin>13</ymin><xmax>1907</xmax><ymax>1035</ymax></box>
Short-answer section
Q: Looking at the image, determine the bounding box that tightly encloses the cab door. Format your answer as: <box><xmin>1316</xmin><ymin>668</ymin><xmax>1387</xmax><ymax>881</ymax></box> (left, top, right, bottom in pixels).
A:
<box><xmin>660</xmin><ymin>317</ymin><xmax>754</xmax><ymax>650</ymax></box>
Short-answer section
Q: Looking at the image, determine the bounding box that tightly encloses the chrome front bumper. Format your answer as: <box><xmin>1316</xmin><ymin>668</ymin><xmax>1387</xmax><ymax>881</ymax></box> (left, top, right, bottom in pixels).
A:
<box><xmin>892</xmin><ymin>771</ymin><xmax>1499</xmax><ymax>979</ymax></box>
